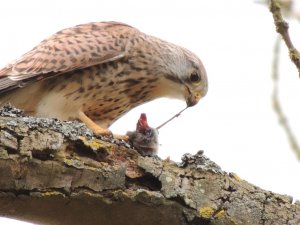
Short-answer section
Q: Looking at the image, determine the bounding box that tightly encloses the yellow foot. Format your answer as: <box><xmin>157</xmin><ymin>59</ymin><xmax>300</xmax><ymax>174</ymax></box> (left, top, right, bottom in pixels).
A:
<box><xmin>93</xmin><ymin>127</ymin><xmax>113</xmax><ymax>137</ymax></box>
<box><xmin>78</xmin><ymin>111</ymin><xmax>129</xmax><ymax>140</ymax></box>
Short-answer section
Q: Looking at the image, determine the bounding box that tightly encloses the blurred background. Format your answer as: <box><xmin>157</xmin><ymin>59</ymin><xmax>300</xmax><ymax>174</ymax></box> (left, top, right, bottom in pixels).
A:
<box><xmin>0</xmin><ymin>0</ymin><xmax>300</xmax><ymax>224</ymax></box>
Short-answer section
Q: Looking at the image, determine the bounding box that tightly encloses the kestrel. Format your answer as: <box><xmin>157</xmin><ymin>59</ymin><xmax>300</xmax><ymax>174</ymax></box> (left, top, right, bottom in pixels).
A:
<box><xmin>0</xmin><ymin>21</ymin><xmax>208</xmax><ymax>138</ymax></box>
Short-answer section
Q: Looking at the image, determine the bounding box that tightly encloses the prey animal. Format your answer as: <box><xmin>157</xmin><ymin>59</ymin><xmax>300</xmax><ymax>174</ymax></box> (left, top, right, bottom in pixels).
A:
<box><xmin>0</xmin><ymin>21</ymin><xmax>208</xmax><ymax>138</ymax></box>
<box><xmin>127</xmin><ymin>113</ymin><xmax>159</xmax><ymax>156</ymax></box>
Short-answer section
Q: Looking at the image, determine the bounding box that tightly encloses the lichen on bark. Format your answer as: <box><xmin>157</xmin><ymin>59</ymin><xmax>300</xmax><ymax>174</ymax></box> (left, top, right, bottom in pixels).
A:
<box><xmin>0</xmin><ymin>106</ymin><xmax>299</xmax><ymax>225</ymax></box>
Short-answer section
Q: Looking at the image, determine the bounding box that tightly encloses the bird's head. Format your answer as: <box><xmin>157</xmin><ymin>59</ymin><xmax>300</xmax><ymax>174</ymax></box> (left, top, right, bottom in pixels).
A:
<box><xmin>160</xmin><ymin>46</ymin><xmax>208</xmax><ymax>107</ymax></box>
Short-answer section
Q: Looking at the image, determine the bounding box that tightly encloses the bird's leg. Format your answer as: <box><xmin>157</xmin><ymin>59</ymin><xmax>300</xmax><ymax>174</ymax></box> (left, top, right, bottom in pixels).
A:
<box><xmin>78</xmin><ymin>111</ymin><xmax>128</xmax><ymax>140</ymax></box>
<box><xmin>78</xmin><ymin>111</ymin><xmax>112</xmax><ymax>136</ymax></box>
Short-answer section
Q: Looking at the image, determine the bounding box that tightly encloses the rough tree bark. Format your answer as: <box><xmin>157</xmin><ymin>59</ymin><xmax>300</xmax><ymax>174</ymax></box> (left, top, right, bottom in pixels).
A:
<box><xmin>0</xmin><ymin>106</ymin><xmax>299</xmax><ymax>225</ymax></box>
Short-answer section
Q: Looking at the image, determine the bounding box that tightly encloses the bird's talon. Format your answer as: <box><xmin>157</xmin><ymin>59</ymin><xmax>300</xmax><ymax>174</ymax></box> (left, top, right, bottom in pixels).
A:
<box><xmin>113</xmin><ymin>134</ymin><xmax>129</xmax><ymax>141</ymax></box>
<box><xmin>93</xmin><ymin>128</ymin><xmax>113</xmax><ymax>137</ymax></box>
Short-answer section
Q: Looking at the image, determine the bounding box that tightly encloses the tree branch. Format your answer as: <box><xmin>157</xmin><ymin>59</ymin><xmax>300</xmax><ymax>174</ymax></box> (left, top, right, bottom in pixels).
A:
<box><xmin>269</xmin><ymin>0</ymin><xmax>300</xmax><ymax>76</ymax></box>
<box><xmin>0</xmin><ymin>106</ymin><xmax>299</xmax><ymax>225</ymax></box>
<box><xmin>272</xmin><ymin>37</ymin><xmax>300</xmax><ymax>159</ymax></box>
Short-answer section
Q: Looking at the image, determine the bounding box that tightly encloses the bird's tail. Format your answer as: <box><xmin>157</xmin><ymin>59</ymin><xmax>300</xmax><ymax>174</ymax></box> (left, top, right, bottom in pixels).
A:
<box><xmin>0</xmin><ymin>65</ymin><xmax>17</xmax><ymax>94</ymax></box>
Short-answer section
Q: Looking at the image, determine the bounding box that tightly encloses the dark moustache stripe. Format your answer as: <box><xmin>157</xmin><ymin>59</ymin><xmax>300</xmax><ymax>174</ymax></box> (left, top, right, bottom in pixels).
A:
<box><xmin>164</xmin><ymin>74</ymin><xmax>183</xmax><ymax>84</ymax></box>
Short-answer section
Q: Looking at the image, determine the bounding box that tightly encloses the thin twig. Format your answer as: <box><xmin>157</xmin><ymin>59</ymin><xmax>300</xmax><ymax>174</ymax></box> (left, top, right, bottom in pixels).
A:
<box><xmin>269</xmin><ymin>0</ymin><xmax>300</xmax><ymax>76</ymax></box>
<box><xmin>272</xmin><ymin>36</ymin><xmax>300</xmax><ymax>159</ymax></box>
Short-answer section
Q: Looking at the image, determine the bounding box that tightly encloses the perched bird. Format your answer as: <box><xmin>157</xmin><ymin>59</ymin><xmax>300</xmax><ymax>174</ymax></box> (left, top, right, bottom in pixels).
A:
<box><xmin>127</xmin><ymin>113</ymin><xmax>159</xmax><ymax>156</ymax></box>
<box><xmin>0</xmin><ymin>21</ymin><xmax>208</xmax><ymax>138</ymax></box>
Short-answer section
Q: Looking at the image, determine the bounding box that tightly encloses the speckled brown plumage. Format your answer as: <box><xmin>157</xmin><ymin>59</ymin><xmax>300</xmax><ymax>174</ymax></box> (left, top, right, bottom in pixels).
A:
<box><xmin>0</xmin><ymin>21</ymin><xmax>208</xmax><ymax>137</ymax></box>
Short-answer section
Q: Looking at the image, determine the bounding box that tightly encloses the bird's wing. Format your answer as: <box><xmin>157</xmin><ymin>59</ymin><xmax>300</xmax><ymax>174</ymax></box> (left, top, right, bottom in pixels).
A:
<box><xmin>0</xmin><ymin>22</ymin><xmax>136</xmax><ymax>91</ymax></box>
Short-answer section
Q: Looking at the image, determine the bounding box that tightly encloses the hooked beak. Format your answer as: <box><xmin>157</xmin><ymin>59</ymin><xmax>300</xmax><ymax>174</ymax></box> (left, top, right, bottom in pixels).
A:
<box><xmin>185</xmin><ymin>87</ymin><xmax>202</xmax><ymax>107</ymax></box>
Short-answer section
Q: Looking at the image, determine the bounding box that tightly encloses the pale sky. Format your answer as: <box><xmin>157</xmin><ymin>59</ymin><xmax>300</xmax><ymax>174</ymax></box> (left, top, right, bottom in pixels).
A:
<box><xmin>1</xmin><ymin>0</ymin><xmax>300</xmax><ymax>224</ymax></box>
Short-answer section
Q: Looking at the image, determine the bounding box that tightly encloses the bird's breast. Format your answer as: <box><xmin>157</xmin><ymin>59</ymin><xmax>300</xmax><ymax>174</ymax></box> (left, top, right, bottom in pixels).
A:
<box><xmin>34</xmin><ymin>62</ymin><xmax>161</xmax><ymax>126</ymax></box>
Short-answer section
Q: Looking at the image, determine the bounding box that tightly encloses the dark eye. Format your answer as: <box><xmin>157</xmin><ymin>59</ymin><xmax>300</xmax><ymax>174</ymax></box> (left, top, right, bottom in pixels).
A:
<box><xmin>190</xmin><ymin>72</ymin><xmax>201</xmax><ymax>83</ymax></box>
